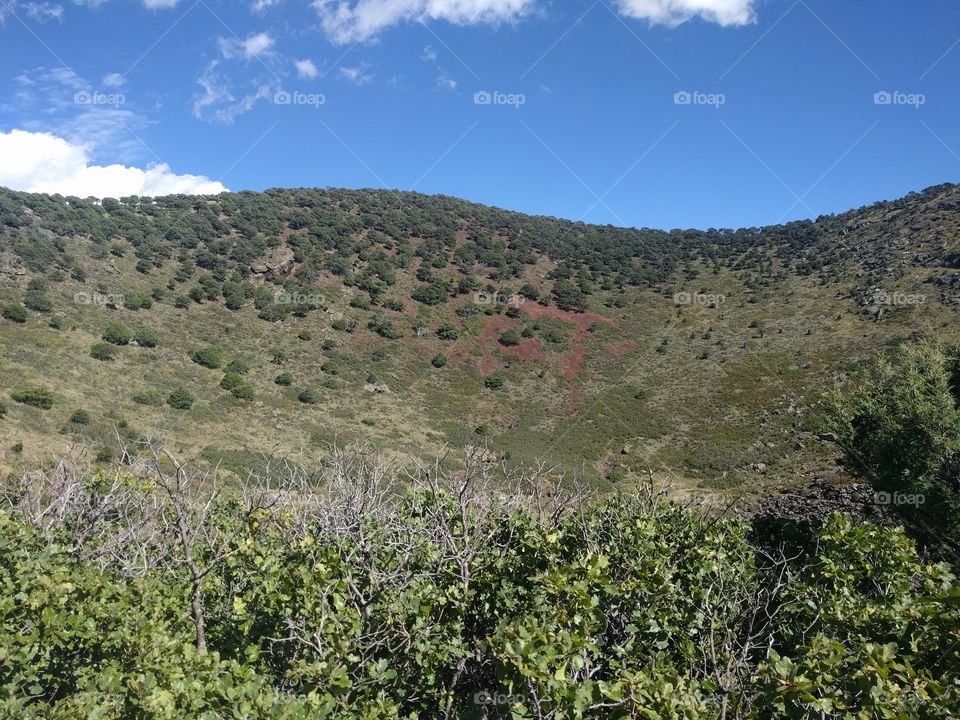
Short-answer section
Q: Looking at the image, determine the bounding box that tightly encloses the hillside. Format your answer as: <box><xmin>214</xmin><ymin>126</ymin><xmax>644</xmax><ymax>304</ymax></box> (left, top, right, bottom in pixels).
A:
<box><xmin>1</xmin><ymin>183</ymin><xmax>958</xmax><ymax>495</ymax></box>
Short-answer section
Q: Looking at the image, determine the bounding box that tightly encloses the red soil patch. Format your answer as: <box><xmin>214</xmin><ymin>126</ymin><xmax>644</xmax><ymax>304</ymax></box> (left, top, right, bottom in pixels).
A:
<box><xmin>450</xmin><ymin>302</ymin><xmax>615</xmax><ymax>409</ymax></box>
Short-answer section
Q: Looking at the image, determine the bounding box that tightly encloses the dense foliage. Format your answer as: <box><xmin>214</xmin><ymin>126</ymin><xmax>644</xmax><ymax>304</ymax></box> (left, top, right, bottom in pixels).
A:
<box><xmin>0</xmin><ymin>450</ymin><xmax>956</xmax><ymax>719</ymax></box>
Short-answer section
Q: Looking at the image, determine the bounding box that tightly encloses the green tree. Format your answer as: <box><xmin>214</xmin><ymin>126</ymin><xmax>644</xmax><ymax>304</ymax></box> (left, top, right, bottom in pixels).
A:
<box><xmin>167</xmin><ymin>387</ymin><xmax>194</xmax><ymax>410</ymax></box>
<box><xmin>102</xmin><ymin>322</ymin><xmax>132</xmax><ymax>346</ymax></box>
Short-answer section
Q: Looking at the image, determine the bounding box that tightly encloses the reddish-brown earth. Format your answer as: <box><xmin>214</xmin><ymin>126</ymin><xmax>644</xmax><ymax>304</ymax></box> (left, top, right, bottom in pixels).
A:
<box><xmin>450</xmin><ymin>301</ymin><xmax>616</xmax><ymax>408</ymax></box>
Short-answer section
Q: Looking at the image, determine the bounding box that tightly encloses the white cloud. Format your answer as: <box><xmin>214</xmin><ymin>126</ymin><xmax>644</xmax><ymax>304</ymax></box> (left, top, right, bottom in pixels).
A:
<box><xmin>192</xmin><ymin>60</ymin><xmax>277</xmax><ymax>124</ymax></box>
<box><xmin>616</xmin><ymin>0</ymin><xmax>755</xmax><ymax>27</ymax></box>
<box><xmin>339</xmin><ymin>65</ymin><xmax>373</xmax><ymax>84</ymax></box>
<box><xmin>0</xmin><ymin>129</ymin><xmax>227</xmax><ymax>197</ymax></box>
<box><xmin>295</xmin><ymin>58</ymin><xmax>319</xmax><ymax>79</ymax></box>
<box><xmin>143</xmin><ymin>0</ymin><xmax>180</xmax><ymax>8</ymax></box>
<box><xmin>102</xmin><ymin>72</ymin><xmax>125</xmax><ymax>87</ymax></box>
<box><xmin>251</xmin><ymin>0</ymin><xmax>278</xmax><ymax>11</ymax></box>
<box><xmin>219</xmin><ymin>31</ymin><xmax>275</xmax><ymax>59</ymax></box>
<box><xmin>420</xmin><ymin>45</ymin><xmax>437</xmax><ymax>61</ymax></box>
<box><xmin>313</xmin><ymin>0</ymin><xmax>534</xmax><ymax>44</ymax></box>
<box><xmin>23</xmin><ymin>2</ymin><xmax>64</xmax><ymax>22</ymax></box>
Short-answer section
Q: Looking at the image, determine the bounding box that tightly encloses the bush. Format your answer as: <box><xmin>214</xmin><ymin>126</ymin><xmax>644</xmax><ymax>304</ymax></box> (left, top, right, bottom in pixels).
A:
<box><xmin>274</xmin><ymin>372</ymin><xmax>293</xmax><ymax>386</ymax></box>
<box><xmin>220</xmin><ymin>372</ymin><xmax>244</xmax><ymax>391</ymax></box>
<box><xmin>167</xmin><ymin>387</ymin><xmax>194</xmax><ymax>410</ymax></box>
<box><xmin>69</xmin><ymin>409</ymin><xmax>91</xmax><ymax>425</ymax></box>
<box><xmin>431</xmin><ymin>353</ymin><xmax>448</xmax><ymax>368</ymax></box>
<box><xmin>124</xmin><ymin>292</ymin><xmax>153</xmax><ymax>311</ymax></box>
<box><xmin>132</xmin><ymin>327</ymin><xmax>159</xmax><ymax>347</ymax></box>
<box><xmin>90</xmin><ymin>342</ymin><xmax>117</xmax><ymax>361</ymax></box>
<box><xmin>498</xmin><ymin>329</ymin><xmax>521</xmax><ymax>347</ymax></box>
<box><xmin>298</xmin><ymin>389</ymin><xmax>320</xmax><ymax>405</ymax></box>
<box><xmin>436</xmin><ymin>323</ymin><xmax>459</xmax><ymax>341</ymax></box>
<box><xmin>231</xmin><ymin>384</ymin><xmax>255</xmax><ymax>401</ymax></box>
<box><xmin>368</xmin><ymin>316</ymin><xmax>403</xmax><ymax>340</ymax></box>
<box><xmin>225</xmin><ymin>359</ymin><xmax>250</xmax><ymax>375</ymax></box>
<box><xmin>2</xmin><ymin>303</ymin><xmax>27</xmax><ymax>323</ymax></box>
<box><xmin>11</xmin><ymin>388</ymin><xmax>54</xmax><ymax>409</ymax></box>
<box><xmin>95</xmin><ymin>447</ymin><xmax>114</xmax><ymax>462</ymax></box>
<box><xmin>191</xmin><ymin>346</ymin><xmax>223</xmax><ymax>369</ymax></box>
<box><xmin>102</xmin><ymin>322</ymin><xmax>132</xmax><ymax>346</ymax></box>
<box><xmin>297</xmin><ymin>330</ymin><xmax>312</xmax><ymax>341</ymax></box>
<box><xmin>0</xmin><ymin>400</ymin><xmax>6</xmax><ymax>418</ymax></box>
<box><xmin>133</xmin><ymin>389</ymin><xmax>164</xmax><ymax>406</ymax></box>
<box><xmin>484</xmin><ymin>373</ymin><xmax>505</xmax><ymax>390</ymax></box>
<box><xmin>23</xmin><ymin>279</ymin><xmax>52</xmax><ymax>313</ymax></box>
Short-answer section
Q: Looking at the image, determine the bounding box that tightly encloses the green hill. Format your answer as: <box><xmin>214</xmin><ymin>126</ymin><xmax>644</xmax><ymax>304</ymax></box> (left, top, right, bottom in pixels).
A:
<box><xmin>1</xmin><ymin>183</ymin><xmax>958</xmax><ymax>495</ymax></box>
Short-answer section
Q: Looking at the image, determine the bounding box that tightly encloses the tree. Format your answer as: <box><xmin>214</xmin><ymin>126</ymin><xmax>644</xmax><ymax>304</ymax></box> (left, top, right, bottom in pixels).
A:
<box><xmin>484</xmin><ymin>373</ymin><xmax>505</xmax><ymax>390</ymax></box>
<box><xmin>830</xmin><ymin>342</ymin><xmax>960</xmax><ymax>547</ymax></box>
<box><xmin>436</xmin><ymin>323</ymin><xmax>459</xmax><ymax>341</ymax></box>
<box><xmin>11</xmin><ymin>387</ymin><xmax>54</xmax><ymax>409</ymax></box>
<box><xmin>102</xmin><ymin>322</ymin><xmax>132</xmax><ymax>346</ymax></box>
<box><xmin>167</xmin><ymin>387</ymin><xmax>194</xmax><ymax>410</ymax></box>
<box><xmin>133</xmin><ymin>327</ymin><xmax>159</xmax><ymax>348</ymax></box>
<box><xmin>90</xmin><ymin>343</ymin><xmax>117</xmax><ymax>361</ymax></box>
<box><xmin>2</xmin><ymin>303</ymin><xmax>27</xmax><ymax>323</ymax></box>
<box><xmin>191</xmin><ymin>346</ymin><xmax>223</xmax><ymax>369</ymax></box>
<box><xmin>552</xmin><ymin>280</ymin><xmax>588</xmax><ymax>312</ymax></box>
<box><xmin>23</xmin><ymin>278</ymin><xmax>52</xmax><ymax>313</ymax></box>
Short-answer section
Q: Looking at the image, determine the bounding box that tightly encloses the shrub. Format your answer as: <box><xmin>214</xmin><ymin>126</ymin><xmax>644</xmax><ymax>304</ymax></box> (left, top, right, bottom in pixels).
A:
<box><xmin>382</xmin><ymin>299</ymin><xmax>404</xmax><ymax>312</ymax></box>
<box><xmin>0</xmin><ymin>400</ymin><xmax>6</xmax><ymax>418</ymax></box>
<box><xmin>297</xmin><ymin>330</ymin><xmax>312</xmax><ymax>341</ymax></box>
<box><xmin>411</xmin><ymin>282</ymin><xmax>449</xmax><ymax>306</ymax></box>
<box><xmin>436</xmin><ymin>323</ymin><xmax>459</xmax><ymax>341</ymax></box>
<box><xmin>133</xmin><ymin>327</ymin><xmax>159</xmax><ymax>348</ymax></box>
<box><xmin>23</xmin><ymin>279</ymin><xmax>52</xmax><ymax>313</ymax></box>
<box><xmin>225</xmin><ymin>359</ymin><xmax>250</xmax><ymax>375</ymax></box>
<box><xmin>124</xmin><ymin>292</ymin><xmax>153</xmax><ymax>311</ymax></box>
<box><xmin>332</xmin><ymin>317</ymin><xmax>357</xmax><ymax>333</ymax></box>
<box><xmin>484</xmin><ymin>373</ymin><xmax>505</xmax><ymax>390</ymax></box>
<box><xmin>69</xmin><ymin>409</ymin><xmax>91</xmax><ymax>425</ymax></box>
<box><xmin>11</xmin><ymin>388</ymin><xmax>54</xmax><ymax>409</ymax></box>
<box><xmin>90</xmin><ymin>343</ymin><xmax>117</xmax><ymax>361</ymax></box>
<box><xmin>297</xmin><ymin>389</ymin><xmax>320</xmax><ymax>404</ymax></box>
<box><xmin>133</xmin><ymin>389</ymin><xmax>164</xmax><ymax>406</ymax></box>
<box><xmin>431</xmin><ymin>353</ymin><xmax>448</xmax><ymax>368</ymax></box>
<box><xmin>48</xmin><ymin>316</ymin><xmax>64</xmax><ymax>330</ymax></box>
<box><xmin>349</xmin><ymin>296</ymin><xmax>372</xmax><ymax>310</ymax></box>
<box><xmin>220</xmin><ymin>372</ymin><xmax>244</xmax><ymax>391</ymax></box>
<box><xmin>102</xmin><ymin>322</ymin><xmax>132</xmax><ymax>346</ymax></box>
<box><xmin>167</xmin><ymin>387</ymin><xmax>194</xmax><ymax>410</ymax></box>
<box><xmin>2</xmin><ymin>303</ymin><xmax>27</xmax><ymax>323</ymax></box>
<box><xmin>231</xmin><ymin>384</ymin><xmax>255</xmax><ymax>401</ymax></box>
<box><xmin>274</xmin><ymin>372</ymin><xmax>293</xmax><ymax>386</ymax></box>
<box><xmin>498</xmin><ymin>329</ymin><xmax>521</xmax><ymax>347</ymax></box>
<box><xmin>368</xmin><ymin>316</ymin><xmax>403</xmax><ymax>340</ymax></box>
<box><xmin>191</xmin><ymin>346</ymin><xmax>223</xmax><ymax>369</ymax></box>
<box><xmin>95</xmin><ymin>447</ymin><xmax>114</xmax><ymax>462</ymax></box>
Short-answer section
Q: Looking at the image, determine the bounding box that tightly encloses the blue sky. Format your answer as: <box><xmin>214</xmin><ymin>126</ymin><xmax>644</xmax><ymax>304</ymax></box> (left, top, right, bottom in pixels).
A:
<box><xmin>1</xmin><ymin>0</ymin><xmax>958</xmax><ymax>230</ymax></box>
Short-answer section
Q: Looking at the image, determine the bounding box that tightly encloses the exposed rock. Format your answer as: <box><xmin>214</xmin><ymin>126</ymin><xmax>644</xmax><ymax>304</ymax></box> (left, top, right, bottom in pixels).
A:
<box><xmin>251</xmin><ymin>246</ymin><xmax>296</xmax><ymax>280</ymax></box>
<box><xmin>363</xmin><ymin>383</ymin><xmax>390</xmax><ymax>394</ymax></box>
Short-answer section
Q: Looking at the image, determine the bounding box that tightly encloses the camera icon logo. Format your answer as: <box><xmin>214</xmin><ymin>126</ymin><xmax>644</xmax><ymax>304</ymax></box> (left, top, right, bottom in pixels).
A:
<box><xmin>474</xmin><ymin>91</ymin><xmax>492</xmax><ymax>105</ymax></box>
<box><xmin>674</xmin><ymin>91</ymin><xmax>692</xmax><ymax>105</ymax></box>
<box><xmin>874</xmin><ymin>91</ymin><xmax>892</xmax><ymax>105</ymax></box>
<box><xmin>273</xmin><ymin>90</ymin><xmax>292</xmax><ymax>105</ymax></box>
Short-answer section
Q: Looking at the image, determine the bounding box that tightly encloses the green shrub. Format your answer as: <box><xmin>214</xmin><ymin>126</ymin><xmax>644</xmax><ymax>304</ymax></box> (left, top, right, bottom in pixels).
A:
<box><xmin>11</xmin><ymin>388</ymin><xmax>54</xmax><ymax>409</ymax></box>
<box><xmin>191</xmin><ymin>346</ymin><xmax>223</xmax><ymax>369</ymax></box>
<box><xmin>167</xmin><ymin>387</ymin><xmax>194</xmax><ymax>410</ymax></box>
<box><xmin>274</xmin><ymin>372</ymin><xmax>293</xmax><ymax>386</ymax></box>
<box><xmin>133</xmin><ymin>389</ymin><xmax>164</xmax><ymax>406</ymax></box>
<box><xmin>23</xmin><ymin>279</ymin><xmax>52</xmax><ymax>313</ymax></box>
<box><xmin>297</xmin><ymin>389</ymin><xmax>320</xmax><ymax>405</ymax></box>
<box><xmin>297</xmin><ymin>330</ymin><xmax>312</xmax><ymax>341</ymax></box>
<box><xmin>484</xmin><ymin>373</ymin><xmax>505</xmax><ymax>390</ymax></box>
<box><xmin>95</xmin><ymin>447</ymin><xmax>114</xmax><ymax>462</ymax></box>
<box><xmin>133</xmin><ymin>327</ymin><xmax>159</xmax><ymax>348</ymax></box>
<box><xmin>225</xmin><ymin>359</ymin><xmax>250</xmax><ymax>375</ymax></box>
<box><xmin>231</xmin><ymin>384</ymin><xmax>255</xmax><ymax>401</ymax></box>
<box><xmin>368</xmin><ymin>316</ymin><xmax>403</xmax><ymax>339</ymax></box>
<box><xmin>2</xmin><ymin>303</ymin><xmax>27</xmax><ymax>323</ymax></box>
<box><xmin>102</xmin><ymin>322</ymin><xmax>132</xmax><ymax>346</ymax></box>
<box><xmin>90</xmin><ymin>342</ymin><xmax>117</xmax><ymax>361</ymax></box>
<box><xmin>436</xmin><ymin>323</ymin><xmax>459</xmax><ymax>341</ymax></box>
<box><xmin>498</xmin><ymin>329</ymin><xmax>521</xmax><ymax>347</ymax></box>
<box><xmin>220</xmin><ymin>372</ymin><xmax>244</xmax><ymax>391</ymax></box>
<box><xmin>69</xmin><ymin>409</ymin><xmax>91</xmax><ymax>425</ymax></box>
<box><xmin>431</xmin><ymin>353</ymin><xmax>448</xmax><ymax>368</ymax></box>
<box><xmin>0</xmin><ymin>400</ymin><xmax>6</xmax><ymax>418</ymax></box>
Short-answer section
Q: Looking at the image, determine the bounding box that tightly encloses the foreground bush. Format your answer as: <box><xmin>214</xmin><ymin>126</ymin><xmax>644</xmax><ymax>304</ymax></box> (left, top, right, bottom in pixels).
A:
<box><xmin>0</xmin><ymin>448</ymin><xmax>956</xmax><ymax>719</ymax></box>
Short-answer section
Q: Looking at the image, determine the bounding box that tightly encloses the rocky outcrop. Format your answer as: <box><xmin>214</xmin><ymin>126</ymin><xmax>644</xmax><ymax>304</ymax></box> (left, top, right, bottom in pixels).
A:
<box><xmin>251</xmin><ymin>246</ymin><xmax>295</xmax><ymax>280</ymax></box>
